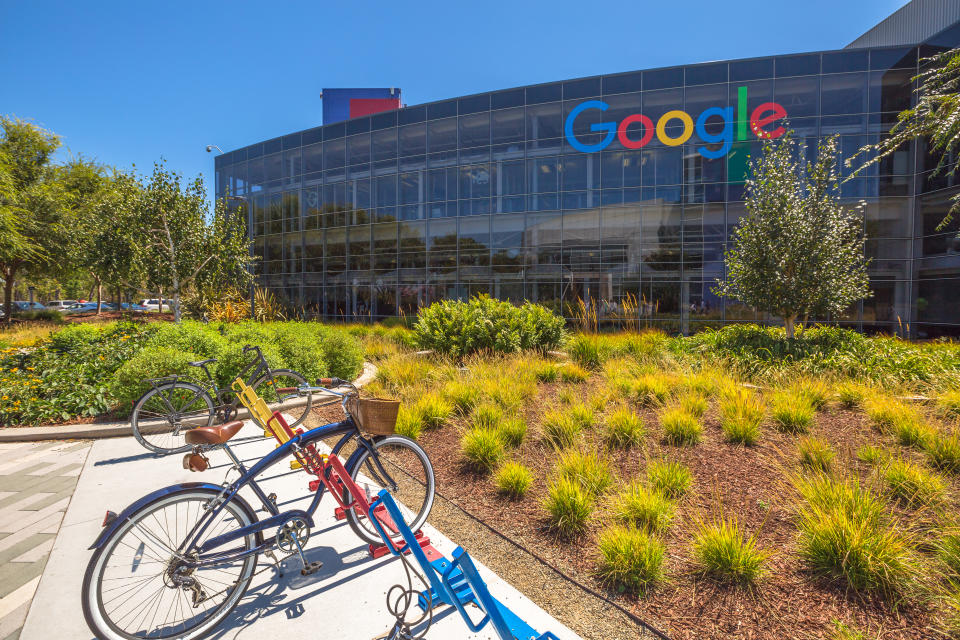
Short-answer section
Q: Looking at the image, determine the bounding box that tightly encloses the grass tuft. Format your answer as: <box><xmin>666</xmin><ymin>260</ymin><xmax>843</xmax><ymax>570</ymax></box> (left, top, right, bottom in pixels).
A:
<box><xmin>856</xmin><ymin>444</ymin><xmax>889</xmax><ymax>466</ymax></box>
<box><xmin>441</xmin><ymin>380</ymin><xmax>482</xmax><ymax>414</ymax></box>
<box><xmin>770</xmin><ymin>389</ymin><xmax>815</xmax><ymax>434</ymax></box>
<box><xmin>460</xmin><ymin>427</ymin><xmax>505</xmax><ymax>472</ymax></box>
<box><xmin>719</xmin><ymin>389</ymin><xmax>764</xmax><ymax>445</ymax></box>
<box><xmin>925</xmin><ymin>430</ymin><xmax>960</xmax><ymax>474</ymax></box>
<box><xmin>494</xmin><ymin>461</ymin><xmax>533</xmax><ymax>498</ymax></box>
<box><xmin>798</xmin><ymin>436</ymin><xmax>836</xmax><ymax>473</ymax></box>
<box><xmin>533</xmin><ymin>361</ymin><xmax>560</xmax><ymax>383</ymax></box>
<box><xmin>603</xmin><ymin>407</ymin><xmax>645</xmax><ymax>448</ymax></box>
<box><xmin>394</xmin><ymin>406</ymin><xmax>423</xmax><ymax>440</ymax></box>
<box><xmin>660</xmin><ymin>408</ymin><xmax>702</xmax><ymax>445</ymax></box>
<box><xmin>633</xmin><ymin>373</ymin><xmax>674</xmax><ymax>407</ymax></box>
<box><xmin>646</xmin><ymin>459</ymin><xmax>693</xmax><ymax>499</ymax></box>
<box><xmin>555</xmin><ymin>449</ymin><xmax>614</xmax><ymax>497</ymax></box>
<box><xmin>413</xmin><ymin>392</ymin><xmax>453</xmax><ymax>430</ymax></box>
<box><xmin>939</xmin><ymin>389</ymin><xmax>960</xmax><ymax>420</ymax></box>
<box><xmin>677</xmin><ymin>392</ymin><xmax>709</xmax><ymax>418</ymax></box>
<box><xmin>541</xmin><ymin>409</ymin><xmax>581</xmax><ymax>449</ymax></box>
<box><xmin>543</xmin><ymin>477</ymin><xmax>593</xmax><ymax>536</ymax></box>
<box><xmin>836</xmin><ymin>382</ymin><xmax>868</xmax><ymax>410</ymax></box>
<box><xmin>691</xmin><ymin>515</ymin><xmax>769</xmax><ymax>585</ymax></box>
<box><xmin>559</xmin><ymin>363</ymin><xmax>590</xmax><ymax>383</ymax></box>
<box><xmin>596</xmin><ymin>524</ymin><xmax>666</xmax><ymax>593</ymax></box>
<box><xmin>471</xmin><ymin>403</ymin><xmax>504</xmax><ymax>431</ymax></box>
<box><xmin>497</xmin><ymin>416</ymin><xmax>527</xmax><ymax>447</ymax></box>
<box><xmin>611</xmin><ymin>480</ymin><xmax>674</xmax><ymax>532</ymax></box>
<box><xmin>881</xmin><ymin>458</ymin><xmax>946</xmax><ymax>507</ymax></box>
<box><xmin>937</xmin><ymin>531</ymin><xmax>960</xmax><ymax>579</ymax></box>
<box><xmin>790</xmin><ymin>378</ymin><xmax>831</xmax><ymax>411</ymax></box>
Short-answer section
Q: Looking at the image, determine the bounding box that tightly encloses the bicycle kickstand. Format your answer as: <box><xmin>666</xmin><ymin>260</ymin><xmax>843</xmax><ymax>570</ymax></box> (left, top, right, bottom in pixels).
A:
<box><xmin>292</xmin><ymin>533</ymin><xmax>323</xmax><ymax>577</ymax></box>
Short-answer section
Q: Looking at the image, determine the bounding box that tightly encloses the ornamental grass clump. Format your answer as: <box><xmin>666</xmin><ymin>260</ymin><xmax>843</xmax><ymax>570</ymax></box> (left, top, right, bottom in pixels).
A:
<box><xmin>646</xmin><ymin>459</ymin><xmax>693</xmax><ymax>498</ymax></box>
<box><xmin>660</xmin><ymin>408</ymin><xmax>702</xmax><ymax>445</ymax></box>
<box><xmin>939</xmin><ymin>389</ymin><xmax>960</xmax><ymax>420</ymax></box>
<box><xmin>497</xmin><ymin>416</ymin><xmax>527</xmax><ymax>447</ymax></box>
<box><xmin>633</xmin><ymin>374</ymin><xmax>673</xmax><ymax>407</ymax></box>
<box><xmin>559</xmin><ymin>363</ymin><xmax>590</xmax><ymax>384</ymax></box>
<box><xmin>882</xmin><ymin>458</ymin><xmax>946</xmax><ymax>507</ymax></box>
<box><xmin>495</xmin><ymin>461</ymin><xmax>533</xmax><ymax>498</ymax></box>
<box><xmin>555</xmin><ymin>449</ymin><xmax>614</xmax><ymax>497</ymax></box>
<box><xmin>441</xmin><ymin>379</ymin><xmax>482</xmax><ymax>414</ymax></box>
<box><xmin>691</xmin><ymin>515</ymin><xmax>769</xmax><ymax>585</ymax></box>
<box><xmin>682</xmin><ymin>370</ymin><xmax>720</xmax><ymax>398</ymax></box>
<box><xmin>925</xmin><ymin>430</ymin><xmax>960</xmax><ymax>474</ymax></box>
<box><xmin>866</xmin><ymin>396</ymin><xmax>918</xmax><ymax>434</ymax></box>
<box><xmin>611</xmin><ymin>480</ymin><xmax>674</xmax><ymax>533</ymax></box>
<box><xmin>603</xmin><ymin>407</ymin><xmax>645</xmax><ymax>448</ymax></box>
<box><xmin>596</xmin><ymin>525</ymin><xmax>665</xmax><ymax>594</ymax></box>
<box><xmin>790</xmin><ymin>378</ymin><xmax>831</xmax><ymax>411</ymax></box>
<box><xmin>533</xmin><ymin>361</ymin><xmax>560</xmax><ymax>383</ymax></box>
<box><xmin>676</xmin><ymin>392</ymin><xmax>709</xmax><ymax>418</ymax></box>
<box><xmin>794</xmin><ymin>473</ymin><xmax>922</xmax><ymax>597</ymax></box>
<box><xmin>542</xmin><ymin>409</ymin><xmax>581</xmax><ymax>449</ymax></box>
<box><xmin>798</xmin><ymin>436</ymin><xmax>836</xmax><ymax>473</ymax></box>
<box><xmin>938</xmin><ymin>531</ymin><xmax>960</xmax><ymax>579</ymax></box>
<box><xmin>567</xmin><ymin>334</ymin><xmax>611</xmax><ymax>370</ymax></box>
<box><xmin>543</xmin><ymin>477</ymin><xmax>593</xmax><ymax>536</ymax></box>
<box><xmin>568</xmin><ymin>402</ymin><xmax>595</xmax><ymax>431</ymax></box>
<box><xmin>461</xmin><ymin>427</ymin><xmax>505</xmax><ymax>472</ymax></box>
<box><xmin>770</xmin><ymin>389</ymin><xmax>815</xmax><ymax>434</ymax></box>
<box><xmin>856</xmin><ymin>444</ymin><xmax>889</xmax><ymax>466</ymax></box>
<box><xmin>394</xmin><ymin>406</ymin><xmax>423</xmax><ymax>440</ymax></box>
<box><xmin>471</xmin><ymin>403</ymin><xmax>504</xmax><ymax>431</ymax></box>
<box><xmin>836</xmin><ymin>381</ymin><xmax>868</xmax><ymax>410</ymax></box>
<box><xmin>413</xmin><ymin>392</ymin><xmax>453</xmax><ymax>430</ymax></box>
<box><xmin>719</xmin><ymin>389</ymin><xmax>764</xmax><ymax>445</ymax></box>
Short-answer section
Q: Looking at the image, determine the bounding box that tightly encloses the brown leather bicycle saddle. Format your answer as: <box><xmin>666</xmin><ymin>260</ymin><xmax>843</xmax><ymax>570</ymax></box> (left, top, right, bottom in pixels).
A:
<box><xmin>184</xmin><ymin>421</ymin><xmax>244</xmax><ymax>445</ymax></box>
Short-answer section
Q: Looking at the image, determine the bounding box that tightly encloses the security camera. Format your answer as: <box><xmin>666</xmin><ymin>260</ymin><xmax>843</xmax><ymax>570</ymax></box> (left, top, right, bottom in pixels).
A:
<box><xmin>206</xmin><ymin>145</ymin><xmax>214</xmax><ymax>152</ymax></box>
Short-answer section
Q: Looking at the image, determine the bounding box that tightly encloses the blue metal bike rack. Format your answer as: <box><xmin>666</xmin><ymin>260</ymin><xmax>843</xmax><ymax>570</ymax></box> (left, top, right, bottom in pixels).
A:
<box><xmin>368</xmin><ymin>489</ymin><xmax>560</xmax><ymax>640</ymax></box>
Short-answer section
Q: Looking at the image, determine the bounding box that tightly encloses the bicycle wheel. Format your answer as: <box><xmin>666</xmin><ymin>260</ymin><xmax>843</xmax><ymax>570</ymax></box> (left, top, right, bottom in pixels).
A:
<box><xmin>252</xmin><ymin>369</ymin><xmax>311</xmax><ymax>429</ymax></box>
<box><xmin>82</xmin><ymin>488</ymin><xmax>258</xmax><ymax>640</ymax></box>
<box><xmin>131</xmin><ymin>382</ymin><xmax>215</xmax><ymax>455</ymax></box>
<box><xmin>343</xmin><ymin>435</ymin><xmax>435</xmax><ymax>545</ymax></box>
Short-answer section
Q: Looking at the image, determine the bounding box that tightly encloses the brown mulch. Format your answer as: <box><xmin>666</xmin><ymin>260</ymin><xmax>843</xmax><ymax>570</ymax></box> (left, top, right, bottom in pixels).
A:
<box><xmin>404</xmin><ymin>378</ymin><xmax>956</xmax><ymax>640</ymax></box>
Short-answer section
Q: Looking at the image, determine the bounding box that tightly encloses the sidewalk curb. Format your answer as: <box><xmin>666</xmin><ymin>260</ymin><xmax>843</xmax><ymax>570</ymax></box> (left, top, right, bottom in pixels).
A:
<box><xmin>0</xmin><ymin>362</ymin><xmax>378</xmax><ymax>443</ymax></box>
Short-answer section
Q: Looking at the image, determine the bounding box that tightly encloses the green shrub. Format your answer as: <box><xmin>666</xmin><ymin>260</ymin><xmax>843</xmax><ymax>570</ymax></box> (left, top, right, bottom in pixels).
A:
<box><xmin>441</xmin><ymin>379</ymin><xmax>482</xmax><ymax>414</ymax></box>
<box><xmin>798</xmin><ymin>436</ymin><xmax>836</xmax><ymax>473</ymax></box>
<box><xmin>603</xmin><ymin>407</ymin><xmax>645</xmax><ymax>448</ymax></box>
<box><xmin>16</xmin><ymin>309</ymin><xmax>64</xmax><ymax>323</ymax></box>
<box><xmin>413</xmin><ymin>392</ymin><xmax>453</xmax><ymax>430</ymax></box>
<box><xmin>795</xmin><ymin>474</ymin><xmax>922</xmax><ymax>597</ymax></box>
<box><xmin>596</xmin><ymin>524</ymin><xmax>665</xmax><ymax>593</ymax></box>
<box><xmin>543</xmin><ymin>477</ymin><xmax>593</xmax><ymax>536</ymax></box>
<box><xmin>314</xmin><ymin>328</ymin><xmax>365</xmax><ymax>381</ymax></box>
<box><xmin>611</xmin><ymin>481</ymin><xmax>674</xmax><ymax>532</ymax></box>
<box><xmin>395</xmin><ymin>406</ymin><xmax>423</xmax><ymax>440</ymax></box>
<box><xmin>495</xmin><ymin>461</ymin><xmax>533</xmax><ymax>498</ymax></box>
<box><xmin>109</xmin><ymin>346</ymin><xmax>208</xmax><ymax>409</ymax></box>
<box><xmin>856</xmin><ymin>444</ymin><xmax>889</xmax><ymax>466</ymax></box>
<box><xmin>691</xmin><ymin>516</ymin><xmax>769</xmax><ymax>585</ymax></box>
<box><xmin>413</xmin><ymin>296</ymin><xmax>565</xmax><ymax>358</ymax></box>
<box><xmin>882</xmin><ymin>458</ymin><xmax>946</xmax><ymax>507</ymax></box>
<box><xmin>541</xmin><ymin>409</ymin><xmax>581</xmax><ymax>449</ymax></box>
<box><xmin>559</xmin><ymin>363</ymin><xmax>590</xmax><ymax>383</ymax></box>
<box><xmin>660</xmin><ymin>408</ymin><xmax>702</xmax><ymax>445</ymax></box>
<box><xmin>925</xmin><ymin>430</ymin><xmax>960</xmax><ymax>473</ymax></box>
<box><xmin>719</xmin><ymin>390</ymin><xmax>764</xmax><ymax>445</ymax></box>
<box><xmin>770</xmin><ymin>390</ymin><xmax>815</xmax><ymax>434</ymax></box>
<box><xmin>498</xmin><ymin>416</ymin><xmax>527</xmax><ymax>447</ymax></box>
<box><xmin>646</xmin><ymin>460</ymin><xmax>693</xmax><ymax>498</ymax></box>
<box><xmin>555</xmin><ymin>449</ymin><xmax>613</xmax><ymax>497</ymax></box>
<box><xmin>47</xmin><ymin>323</ymin><xmax>103</xmax><ymax>352</ymax></box>
<box><xmin>461</xmin><ymin>427</ymin><xmax>506</xmax><ymax>472</ymax></box>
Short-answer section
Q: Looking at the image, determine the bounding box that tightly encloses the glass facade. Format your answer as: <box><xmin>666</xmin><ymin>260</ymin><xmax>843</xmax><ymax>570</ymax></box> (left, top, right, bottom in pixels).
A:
<box><xmin>216</xmin><ymin>37</ymin><xmax>960</xmax><ymax>337</ymax></box>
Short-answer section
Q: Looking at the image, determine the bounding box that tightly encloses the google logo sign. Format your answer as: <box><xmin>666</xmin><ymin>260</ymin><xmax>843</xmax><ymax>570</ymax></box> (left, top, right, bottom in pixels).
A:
<box><xmin>564</xmin><ymin>86</ymin><xmax>787</xmax><ymax>158</ymax></box>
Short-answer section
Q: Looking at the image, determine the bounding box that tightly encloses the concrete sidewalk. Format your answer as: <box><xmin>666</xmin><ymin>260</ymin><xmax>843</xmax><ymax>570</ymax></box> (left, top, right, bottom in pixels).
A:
<box><xmin>21</xmin><ymin>426</ymin><xmax>579</xmax><ymax>640</ymax></box>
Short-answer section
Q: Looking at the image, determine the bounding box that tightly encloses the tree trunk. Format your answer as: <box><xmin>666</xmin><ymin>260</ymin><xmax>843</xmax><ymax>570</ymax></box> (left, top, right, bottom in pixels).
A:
<box><xmin>173</xmin><ymin>290</ymin><xmax>181</xmax><ymax>323</ymax></box>
<box><xmin>785</xmin><ymin>315</ymin><xmax>796</xmax><ymax>339</ymax></box>
<box><xmin>95</xmin><ymin>278</ymin><xmax>102</xmax><ymax>315</ymax></box>
<box><xmin>2</xmin><ymin>268</ymin><xmax>14</xmax><ymax>323</ymax></box>
<box><xmin>157</xmin><ymin>288</ymin><xmax>163</xmax><ymax>313</ymax></box>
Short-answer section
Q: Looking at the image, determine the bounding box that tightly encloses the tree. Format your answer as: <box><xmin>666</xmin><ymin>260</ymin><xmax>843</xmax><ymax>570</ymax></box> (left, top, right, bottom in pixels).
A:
<box><xmin>848</xmin><ymin>47</ymin><xmax>960</xmax><ymax>229</ymax></box>
<box><xmin>715</xmin><ymin>133</ymin><xmax>872</xmax><ymax>338</ymax></box>
<box><xmin>136</xmin><ymin>162</ymin><xmax>251</xmax><ymax>322</ymax></box>
<box><xmin>0</xmin><ymin>117</ymin><xmax>65</xmax><ymax>321</ymax></box>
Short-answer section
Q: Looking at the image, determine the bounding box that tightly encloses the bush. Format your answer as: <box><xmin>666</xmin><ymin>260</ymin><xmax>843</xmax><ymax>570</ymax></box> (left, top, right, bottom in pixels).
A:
<box><xmin>603</xmin><ymin>407</ymin><xmax>645</xmax><ymax>448</ymax></box>
<box><xmin>596</xmin><ymin>525</ymin><xmax>665</xmax><ymax>593</ymax></box>
<box><xmin>719</xmin><ymin>389</ymin><xmax>764</xmax><ymax>445</ymax></box>
<box><xmin>660</xmin><ymin>408</ymin><xmax>702</xmax><ymax>445</ymax></box>
<box><xmin>770</xmin><ymin>390</ymin><xmax>815</xmax><ymax>434</ymax></box>
<box><xmin>798</xmin><ymin>436</ymin><xmax>836</xmax><ymax>473</ymax></box>
<box><xmin>413</xmin><ymin>296</ymin><xmax>565</xmax><ymax>358</ymax></box>
<box><xmin>109</xmin><ymin>346</ymin><xmax>208</xmax><ymax>409</ymax></box>
<box><xmin>795</xmin><ymin>474</ymin><xmax>922</xmax><ymax>597</ymax></box>
<box><xmin>559</xmin><ymin>363</ymin><xmax>590</xmax><ymax>383</ymax></box>
<box><xmin>611</xmin><ymin>481</ymin><xmax>674</xmax><ymax>532</ymax></box>
<box><xmin>495</xmin><ymin>461</ymin><xmax>533</xmax><ymax>498</ymax></box>
<box><xmin>461</xmin><ymin>427</ymin><xmax>506</xmax><ymax>472</ymax></box>
<box><xmin>882</xmin><ymin>458</ymin><xmax>946</xmax><ymax>507</ymax></box>
<box><xmin>498</xmin><ymin>416</ymin><xmax>527</xmax><ymax>447</ymax></box>
<box><xmin>541</xmin><ymin>409</ymin><xmax>581</xmax><ymax>449</ymax></box>
<box><xmin>925</xmin><ymin>430</ymin><xmax>960</xmax><ymax>473</ymax></box>
<box><xmin>16</xmin><ymin>309</ymin><xmax>64</xmax><ymax>323</ymax></box>
<box><xmin>646</xmin><ymin>459</ymin><xmax>693</xmax><ymax>499</ymax></box>
<box><xmin>47</xmin><ymin>323</ymin><xmax>103</xmax><ymax>352</ymax></box>
<box><xmin>555</xmin><ymin>449</ymin><xmax>613</xmax><ymax>497</ymax></box>
<box><xmin>543</xmin><ymin>477</ymin><xmax>593</xmax><ymax>536</ymax></box>
<box><xmin>691</xmin><ymin>516</ymin><xmax>768</xmax><ymax>585</ymax></box>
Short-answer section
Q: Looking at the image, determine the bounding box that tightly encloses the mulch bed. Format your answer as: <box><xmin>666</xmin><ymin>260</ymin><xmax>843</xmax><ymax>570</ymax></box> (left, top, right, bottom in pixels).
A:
<box><xmin>404</xmin><ymin>378</ymin><xmax>955</xmax><ymax>640</ymax></box>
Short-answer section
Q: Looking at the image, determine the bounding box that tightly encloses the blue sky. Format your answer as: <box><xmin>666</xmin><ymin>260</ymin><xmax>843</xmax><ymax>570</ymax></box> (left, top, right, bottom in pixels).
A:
<box><xmin>0</xmin><ymin>0</ymin><xmax>908</xmax><ymax>193</ymax></box>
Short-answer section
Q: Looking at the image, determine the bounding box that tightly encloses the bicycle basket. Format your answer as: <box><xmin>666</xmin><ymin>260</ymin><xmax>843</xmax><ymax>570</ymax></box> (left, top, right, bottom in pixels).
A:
<box><xmin>346</xmin><ymin>396</ymin><xmax>400</xmax><ymax>435</ymax></box>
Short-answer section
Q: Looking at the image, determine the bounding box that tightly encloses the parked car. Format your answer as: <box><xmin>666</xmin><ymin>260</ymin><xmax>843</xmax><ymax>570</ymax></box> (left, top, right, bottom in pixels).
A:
<box><xmin>46</xmin><ymin>300</ymin><xmax>78</xmax><ymax>311</ymax></box>
<box><xmin>140</xmin><ymin>298</ymin><xmax>173</xmax><ymax>312</ymax></box>
<box><xmin>118</xmin><ymin>302</ymin><xmax>148</xmax><ymax>311</ymax></box>
<box><xmin>14</xmin><ymin>301</ymin><xmax>47</xmax><ymax>311</ymax></box>
<box><xmin>64</xmin><ymin>302</ymin><xmax>117</xmax><ymax>314</ymax></box>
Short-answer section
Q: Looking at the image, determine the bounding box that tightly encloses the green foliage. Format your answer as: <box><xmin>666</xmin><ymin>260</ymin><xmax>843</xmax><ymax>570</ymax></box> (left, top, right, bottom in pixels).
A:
<box><xmin>15</xmin><ymin>309</ymin><xmax>63</xmax><ymax>323</ymax></box>
<box><xmin>856</xmin><ymin>444</ymin><xmax>889</xmax><ymax>466</ymax></box>
<box><xmin>603</xmin><ymin>407</ymin><xmax>645</xmax><ymax>448</ymax></box>
<box><xmin>394</xmin><ymin>406</ymin><xmax>423</xmax><ymax>440</ymax></box>
<box><xmin>567</xmin><ymin>334</ymin><xmax>611</xmax><ymax>369</ymax></box>
<box><xmin>611</xmin><ymin>480</ymin><xmax>674</xmax><ymax>533</ymax></box>
<box><xmin>109</xmin><ymin>345</ymin><xmax>208</xmax><ymax>409</ymax></box>
<box><xmin>413</xmin><ymin>296</ymin><xmax>565</xmax><ymax>358</ymax></box>
<box><xmin>798</xmin><ymin>436</ymin><xmax>836</xmax><ymax>473</ymax></box>
<box><xmin>554</xmin><ymin>449</ymin><xmax>613</xmax><ymax>497</ymax></box>
<box><xmin>497</xmin><ymin>416</ymin><xmax>527</xmax><ymax>447</ymax></box>
<box><xmin>660</xmin><ymin>408</ymin><xmax>702</xmax><ymax>445</ymax></box>
<box><xmin>925</xmin><ymin>430</ymin><xmax>960</xmax><ymax>474</ymax></box>
<box><xmin>881</xmin><ymin>458</ymin><xmax>946</xmax><ymax>507</ymax></box>
<box><xmin>632</xmin><ymin>373</ymin><xmax>673</xmax><ymax>407</ymax></box>
<box><xmin>646</xmin><ymin>459</ymin><xmax>693</xmax><ymax>499</ymax></box>
<box><xmin>790</xmin><ymin>378</ymin><xmax>831</xmax><ymax>411</ymax></box>
<box><xmin>866</xmin><ymin>397</ymin><xmax>933</xmax><ymax>448</ymax></box>
<box><xmin>567</xmin><ymin>402</ymin><xmax>594</xmax><ymax>430</ymax></box>
<box><xmin>691</xmin><ymin>516</ymin><xmax>769</xmax><ymax>585</ymax></box>
<box><xmin>676</xmin><ymin>392</ymin><xmax>708</xmax><ymax>418</ymax></box>
<box><xmin>719</xmin><ymin>388</ymin><xmax>764</xmax><ymax>445</ymax></box>
<box><xmin>715</xmin><ymin>134</ymin><xmax>871</xmax><ymax>339</ymax></box>
<box><xmin>794</xmin><ymin>474</ymin><xmax>922</xmax><ymax>597</ymax></box>
<box><xmin>836</xmin><ymin>381</ymin><xmax>868</xmax><ymax>410</ymax></box>
<box><xmin>461</xmin><ymin>427</ymin><xmax>505</xmax><ymax>472</ymax></box>
<box><xmin>940</xmin><ymin>389</ymin><xmax>960</xmax><ymax>420</ymax></box>
<box><xmin>770</xmin><ymin>390</ymin><xmax>815</xmax><ymax>434</ymax></box>
<box><xmin>441</xmin><ymin>379</ymin><xmax>482</xmax><ymax>414</ymax></box>
<box><xmin>495</xmin><ymin>461</ymin><xmax>533</xmax><ymax>498</ymax></box>
<box><xmin>558</xmin><ymin>363</ymin><xmax>590</xmax><ymax>383</ymax></box>
<box><xmin>596</xmin><ymin>524</ymin><xmax>665</xmax><ymax>593</ymax></box>
<box><xmin>412</xmin><ymin>392</ymin><xmax>453</xmax><ymax>430</ymax></box>
<box><xmin>829</xmin><ymin>621</ymin><xmax>867</xmax><ymax>640</ymax></box>
<box><xmin>471</xmin><ymin>403</ymin><xmax>503</xmax><ymax>430</ymax></box>
<box><xmin>543</xmin><ymin>477</ymin><xmax>593</xmax><ymax>536</ymax></box>
<box><xmin>937</xmin><ymin>531</ymin><xmax>960</xmax><ymax>579</ymax></box>
<box><xmin>541</xmin><ymin>408</ymin><xmax>582</xmax><ymax>449</ymax></box>
<box><xmin>533</xmin><ymin>360</ymin><xmax>560</xmax><ymax>383</ymax></box>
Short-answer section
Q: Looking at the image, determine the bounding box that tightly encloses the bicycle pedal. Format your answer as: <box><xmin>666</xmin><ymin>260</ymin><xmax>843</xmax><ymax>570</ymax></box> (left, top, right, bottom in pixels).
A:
<box><xmin>300</xmin><ymin>561</ymin><xmax>323</xmax><ymax>576</ymax></box>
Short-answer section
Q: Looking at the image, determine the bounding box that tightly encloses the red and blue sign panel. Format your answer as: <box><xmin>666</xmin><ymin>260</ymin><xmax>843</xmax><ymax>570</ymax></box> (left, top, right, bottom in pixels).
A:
<box><xmin>322</xmin><ymin>88</ymin><xmax>401</xmax><ymax>125</ymax></box>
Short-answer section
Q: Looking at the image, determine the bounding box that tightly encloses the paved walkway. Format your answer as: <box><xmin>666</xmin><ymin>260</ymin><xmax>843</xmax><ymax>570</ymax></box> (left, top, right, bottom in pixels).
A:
<box><xmin>0</xmin><ymin>440</ymin><xmax>91</xmax><ymax>640</ymax></box>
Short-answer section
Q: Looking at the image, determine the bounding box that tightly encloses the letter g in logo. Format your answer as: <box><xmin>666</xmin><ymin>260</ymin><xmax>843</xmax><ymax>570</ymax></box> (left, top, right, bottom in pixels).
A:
<box><xmin>565</xmin><ymin>101</ymin><xmax>616</xmax><ymax>153</ymax></box>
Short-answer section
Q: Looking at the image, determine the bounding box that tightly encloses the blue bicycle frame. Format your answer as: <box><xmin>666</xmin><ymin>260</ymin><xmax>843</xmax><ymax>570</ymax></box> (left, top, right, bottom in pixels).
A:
<box><xmin>90</xmin><ymin>416</ymin><xmax>396</xmax><ymax>570</ymax></box>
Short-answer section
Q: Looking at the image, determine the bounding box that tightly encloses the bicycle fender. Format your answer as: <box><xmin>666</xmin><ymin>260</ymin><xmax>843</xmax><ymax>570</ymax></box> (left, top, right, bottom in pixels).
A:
<box><xmin>88</xmin><ymin>482</ymin><xmax>234</xmax><ymax>550</ymax></box>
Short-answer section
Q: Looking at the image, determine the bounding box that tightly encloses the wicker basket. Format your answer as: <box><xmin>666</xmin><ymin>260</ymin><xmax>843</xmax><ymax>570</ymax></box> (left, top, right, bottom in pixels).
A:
<box><xmin>347</xmin><ymin>396</ymin><xmax>400</xmax><ymax>435</ymax></box>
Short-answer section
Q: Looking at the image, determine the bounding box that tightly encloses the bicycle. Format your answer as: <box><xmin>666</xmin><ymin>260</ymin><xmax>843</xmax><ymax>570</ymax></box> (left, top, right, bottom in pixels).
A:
<box><xmin>83</xmin><ymin>378</ymin><xmax>435</xmax><ymax>640</ymax></box>
<box><xmin>130</xmin><ymin>345</ymin><xmax>313</xmax><ymax>455</ymax></box>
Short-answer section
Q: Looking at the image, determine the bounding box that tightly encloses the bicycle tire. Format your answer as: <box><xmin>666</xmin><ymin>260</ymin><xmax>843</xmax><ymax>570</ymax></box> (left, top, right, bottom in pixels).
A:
<box><xmin>252</xmin><ymin>369</ymin><xmax>311</xmax><ymax>429</ymax></box>
<box><xmin>130</xmin><ymin>381</ymin><xmax>215</xmax><ymax>455</ymax></box>
<box><xmin>343</xmin><ymin>435</ymin><xmax>436</xmax><ymax>545</ymax></box>
<box><xmin>81</xmin><ymin>488</ymin><xmax>258</xmax><ymax>640</ymax></box>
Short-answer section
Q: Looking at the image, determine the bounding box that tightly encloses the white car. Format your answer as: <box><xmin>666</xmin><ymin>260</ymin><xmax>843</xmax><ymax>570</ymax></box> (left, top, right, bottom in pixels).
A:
<box><xmin>140</xmin><ymin>298</ymin><xmax>173</xmax><ymax>312</ymax></box>
<box><xmin>46</xmin><ymin>300</ymin><xmax>78</xmax><ymax>311</ymax></box>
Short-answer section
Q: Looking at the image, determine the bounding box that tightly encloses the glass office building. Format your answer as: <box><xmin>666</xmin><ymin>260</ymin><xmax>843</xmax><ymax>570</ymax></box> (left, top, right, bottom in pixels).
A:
<box><xmin>215</xmin><ymin>8</ymin><xmax>960</xmax><ymax>336</ymax></box>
